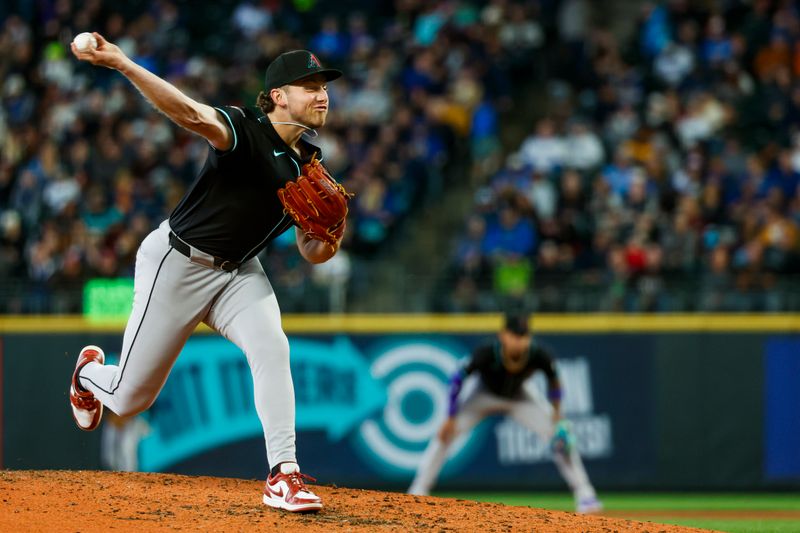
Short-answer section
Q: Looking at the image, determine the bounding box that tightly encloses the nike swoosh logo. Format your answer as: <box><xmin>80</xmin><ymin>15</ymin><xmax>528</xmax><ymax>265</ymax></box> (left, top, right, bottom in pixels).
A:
<box><xmin>266</xmin><ymin>483</ymin><xmax>284</xmax><ymax>498</ymax></box>
<box><xmin>273</xmin><ymin>150</ymin><xmax>285</xmax><ymax>157</ymax></box>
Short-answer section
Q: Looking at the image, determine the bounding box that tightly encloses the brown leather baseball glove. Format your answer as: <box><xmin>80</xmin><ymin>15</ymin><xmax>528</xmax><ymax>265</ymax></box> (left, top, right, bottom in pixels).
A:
<box><xmin>277</xmin><ymin>155</ymin><xmax>353</xmax><ymax>247</ymax></box>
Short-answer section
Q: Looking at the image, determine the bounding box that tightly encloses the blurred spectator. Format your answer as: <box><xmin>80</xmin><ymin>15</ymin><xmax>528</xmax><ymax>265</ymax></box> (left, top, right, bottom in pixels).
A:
<box><xmin>517</xmin><ymin>118</ymin><xmax>567</xmax><ymax>173</ymax></box>
<box><xmin>311</xmin><ymin>248</ymin><xmax>352</xmax><ymax>313</ymax></box>
<box><xmin>701</xmin><ymin>14</ymin><xmax>734</xmax><ymax>68</ymax></box>
<box><xmin>654</xmin><ymin>40</ymin><xmax>695</xmax><ymax>88</ymax></box>
<box><xmin>0</xmin><ymin>210</ymin><xmax>25</xmax><ymax>279</ymax></box>
<box><xmin>601</xmin><ymin>145</ymin><xmax>636</xmax><ymax>198</ymax></box>
<box><xmin>563</xmin><ymin>120</ymin><xmax>604</xmax><ymax>171</ymax></box>
<box><xmin>532</xmin><ymin>240</ymin><xmax>568</xmax><ymax>311</ymax></box>
<box><xmin>232</xmin><ymin>1</ymin><xmax>272</xmax><ymax>40</ymax></box>
<box><xmin>758</xmin><ymin>203</ymin><xmax>800</xmax><ymax>272</ymax></box>
<box><xmin>311</xmin><ymin>15</ymin><xmax>349</xmax><ymax>61</ymax></box>
<box><xmin>482</xmin><ymin>205</ymin><xmax>537</xmax><ymax>260</ymax></box>
<box><xmin>699</xmin><ymin>246</ymin><xmax>736</xmax><ymax>311</ymax></box>
<box><xmin>520</xmin><ymin>169</ymin><xmax>557</xmax><ymax>222</ymax></box>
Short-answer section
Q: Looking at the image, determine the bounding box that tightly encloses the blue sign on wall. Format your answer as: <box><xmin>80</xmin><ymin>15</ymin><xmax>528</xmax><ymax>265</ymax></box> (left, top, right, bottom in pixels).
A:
<box><xmin>765</xmin><ymin>337</ymin><xmax>800</xmax><ymax>480</ymax></box>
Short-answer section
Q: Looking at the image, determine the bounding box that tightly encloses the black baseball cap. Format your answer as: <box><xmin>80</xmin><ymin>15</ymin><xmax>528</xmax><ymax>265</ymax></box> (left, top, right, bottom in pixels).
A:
<box><xmin>264</xmin><ymin>50</ymin><xmax>342</xmax><ymax>90</ymax></box>
<box><xmin>504</xmin><ymin>313</ymin><xmax>530</xmax><ymax>336</ymax></box>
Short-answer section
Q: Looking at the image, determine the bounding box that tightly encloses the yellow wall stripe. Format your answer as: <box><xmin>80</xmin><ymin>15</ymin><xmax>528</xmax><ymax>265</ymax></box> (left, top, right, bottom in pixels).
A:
<box><xmin>0</xmin><ymin>314</ymin><xmax>798</xmax><ymax>334</ymax></box>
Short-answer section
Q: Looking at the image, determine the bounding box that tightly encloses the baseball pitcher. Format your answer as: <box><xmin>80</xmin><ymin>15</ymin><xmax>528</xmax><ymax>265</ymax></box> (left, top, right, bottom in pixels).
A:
<box><xmin>68</xmin><ymin>33</ymin><xmax>352</xmax><ymax>512</ymax></box>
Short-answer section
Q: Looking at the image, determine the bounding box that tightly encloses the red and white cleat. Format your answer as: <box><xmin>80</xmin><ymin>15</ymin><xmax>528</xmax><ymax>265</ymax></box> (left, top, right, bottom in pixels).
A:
<box><xmin>263</xmin><ymin>463</ymin><xmax>323</xmax><ymax>512</ymax></box>
<box><xmin>69</xmin><ymin>345</ymin><xmax>105</xmax><ymax>431</ymax></box>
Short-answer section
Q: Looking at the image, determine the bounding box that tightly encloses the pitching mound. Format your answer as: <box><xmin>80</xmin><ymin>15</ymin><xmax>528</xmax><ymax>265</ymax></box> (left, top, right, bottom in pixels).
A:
<box><xmin>1</xmin><ymin>470</ymin><xmax>711</xmax><ymax>532</ymax></box>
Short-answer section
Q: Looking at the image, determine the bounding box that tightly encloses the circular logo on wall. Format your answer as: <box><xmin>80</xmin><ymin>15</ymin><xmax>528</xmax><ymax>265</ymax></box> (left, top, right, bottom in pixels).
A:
<box><xmin>353</xmin><ymin>340</ymin><xmax>486</xmax><ymax>478</ymax></box>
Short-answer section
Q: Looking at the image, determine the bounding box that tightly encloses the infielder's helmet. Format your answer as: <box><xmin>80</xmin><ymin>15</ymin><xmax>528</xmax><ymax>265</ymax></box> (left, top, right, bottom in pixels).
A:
<box><xmin>503</xmin><ymin>313</ymin><xmax>530</xmax><ymax>336</ymax></box>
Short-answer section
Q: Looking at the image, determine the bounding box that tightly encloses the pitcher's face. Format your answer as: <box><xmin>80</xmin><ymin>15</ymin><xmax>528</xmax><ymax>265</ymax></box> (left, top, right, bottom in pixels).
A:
<box><xmin>283</xmin><ymin>74</ymin><xmax>329</xmax><ymax>128</ymax></box>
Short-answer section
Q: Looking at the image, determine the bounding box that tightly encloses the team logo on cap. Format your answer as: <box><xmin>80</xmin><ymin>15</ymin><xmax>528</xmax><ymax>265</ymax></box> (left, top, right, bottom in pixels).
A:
<box><xmin>308</xmin><ymin>53</ymin><xmax>322</xmax><ymax>69</ymax></box>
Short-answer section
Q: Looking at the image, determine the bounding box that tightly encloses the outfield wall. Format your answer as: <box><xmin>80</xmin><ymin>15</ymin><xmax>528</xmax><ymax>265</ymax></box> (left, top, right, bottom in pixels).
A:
<box><xmin>1</xmin><ymin>314</ymin><xmax>798</xmax><ymax>490</ymax></box>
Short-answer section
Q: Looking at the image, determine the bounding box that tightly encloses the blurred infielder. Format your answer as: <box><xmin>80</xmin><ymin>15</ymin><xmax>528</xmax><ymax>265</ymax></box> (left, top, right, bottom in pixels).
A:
<box><xmin>408</xmin><ymin>313</ymin><xmax>602</xmax><ymax>514</ymax></box>
<box><xmin>68</xmin><ymin>33</ymin><xmax>352</xmax><ymax>512</ymax></box>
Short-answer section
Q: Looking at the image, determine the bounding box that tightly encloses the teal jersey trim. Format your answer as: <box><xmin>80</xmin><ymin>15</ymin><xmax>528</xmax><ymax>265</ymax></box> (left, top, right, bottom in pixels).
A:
<box><xmin>214</xmin><ymin>106</ymin><xmax>238</xmax><ymax>153</ymax></box>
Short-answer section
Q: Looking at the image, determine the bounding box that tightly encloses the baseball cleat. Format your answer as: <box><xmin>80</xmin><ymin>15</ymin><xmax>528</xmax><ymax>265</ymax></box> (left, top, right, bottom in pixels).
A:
<box><xmin>69</xmin><ymin>345</ymin><xmax>105</xmax><ymax>431</ymax></box>
<box><xmin>407</xmin><ymin>484</ymin><xmax>430</xmax><ymax>496</ymax></box>
<box><xmin>263</xmin><ymin>463</ymin><xmax>323</xmax><ymax>512</ymax></box>
<box><xmin>576</xmin><ymin>496</ymin><xmax>603</xmax><ymax>514</ymax></box>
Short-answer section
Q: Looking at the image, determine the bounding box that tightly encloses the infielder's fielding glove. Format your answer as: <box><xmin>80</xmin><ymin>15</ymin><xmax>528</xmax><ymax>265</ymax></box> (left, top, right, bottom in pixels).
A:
<box><xmin>278</xmin><ymin>155</ymin><xmax>353</xmax><ymax>246</ymax></box>
<box><xmin>550</xmin><ymin>419</ymin><xmax>575</xmax><ymax>456</ymax></box>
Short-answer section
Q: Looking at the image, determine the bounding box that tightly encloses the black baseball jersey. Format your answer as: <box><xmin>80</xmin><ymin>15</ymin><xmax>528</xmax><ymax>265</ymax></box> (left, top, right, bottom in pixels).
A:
<box><xmin>169</xmin><ymin>105</ymin><xmax>320</xmax><ymax>262</ymax></box>
<box><xmin>465</xmin><ymin>339</ymin><xmax>558</xmax><ymax>399</ymax></box>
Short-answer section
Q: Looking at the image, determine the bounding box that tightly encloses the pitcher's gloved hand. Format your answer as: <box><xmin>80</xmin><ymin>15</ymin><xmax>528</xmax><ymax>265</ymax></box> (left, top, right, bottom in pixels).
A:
<box><xmin>278</xmin><ymin>155</ymin><xmax>353</xmax><ymax>246</ymax></box>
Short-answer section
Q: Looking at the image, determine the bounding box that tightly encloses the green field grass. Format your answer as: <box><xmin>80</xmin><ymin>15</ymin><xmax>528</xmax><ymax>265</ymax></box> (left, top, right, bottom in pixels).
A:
<box><xmin>435</xmin><ymin>492</ymin><xmax>800</xmax><ymax>533</ymax></box>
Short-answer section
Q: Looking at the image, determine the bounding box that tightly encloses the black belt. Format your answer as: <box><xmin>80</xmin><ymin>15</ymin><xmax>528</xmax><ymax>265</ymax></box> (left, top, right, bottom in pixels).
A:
<box><xmin>169</xmin><ymin>232</ymin><xmax>240</xmax><ymax>272</ymax></box>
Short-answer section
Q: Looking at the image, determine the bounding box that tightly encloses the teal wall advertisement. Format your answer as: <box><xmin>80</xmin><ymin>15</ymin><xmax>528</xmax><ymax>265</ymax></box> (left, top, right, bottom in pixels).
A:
<box><xmin>99</xmin><ymin>333</ymin><xmax>634</xmax><ymax>489</ymax></box>
<box><xmin>1</xmin><ymin>324</ymin><xmax>797</xmax><ymax>490</ymax></box>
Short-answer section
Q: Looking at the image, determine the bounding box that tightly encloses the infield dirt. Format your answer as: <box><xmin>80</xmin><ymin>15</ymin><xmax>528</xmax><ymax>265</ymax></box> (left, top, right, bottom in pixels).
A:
<box><xmin>1</xmin><ymin>470</ymin><xmax>718</xmax><ymax>532</ymax></box>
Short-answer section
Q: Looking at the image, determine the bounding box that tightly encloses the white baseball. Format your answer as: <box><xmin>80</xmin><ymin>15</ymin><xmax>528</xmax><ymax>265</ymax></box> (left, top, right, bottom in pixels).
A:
<box><xmin>73</xmin><ymin>32</ymin><xmax>98</xmax><ymax>52</ymax></box>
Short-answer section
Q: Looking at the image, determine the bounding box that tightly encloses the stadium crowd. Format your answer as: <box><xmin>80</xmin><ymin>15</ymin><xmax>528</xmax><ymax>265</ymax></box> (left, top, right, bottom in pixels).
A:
<box><xmin>441</xmin><ymin>0</ymin><xmax>800</xmax><ymax>313</ymax></box>
<box><xmin>0</xmin><ymin>0</ymin><xmax>519</xmax><ymax>313</ymax></box>
<box><xmin>4</xmin><ymin>0</ymin><xmax>798</xmax><ymax>315</ymax></box>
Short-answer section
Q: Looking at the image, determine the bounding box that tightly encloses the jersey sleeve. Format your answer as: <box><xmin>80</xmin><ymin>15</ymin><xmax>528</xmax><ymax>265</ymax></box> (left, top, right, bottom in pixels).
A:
<box><xmin>211</xmin><ymin>105</ymin><xmax>251</xmax><ymax>157</ymax></box>
<box><xmin>532</xmin><ymin>345</ymin><xmax>562</xmax><ymax>401</ymax></box>
<box><xmin>446</xmin><ymin>366</ymin><xmax>466</xmax><ymax>417</ymax></box>
<box><xmin>446</xmin><ymin>348</ymin><xmax>488</xmax><ymax>417</ymax></box>
<box><xmin>532</xmin><ymin>345</ymin><xmax>557</xmax><ymax>380</ymax></box>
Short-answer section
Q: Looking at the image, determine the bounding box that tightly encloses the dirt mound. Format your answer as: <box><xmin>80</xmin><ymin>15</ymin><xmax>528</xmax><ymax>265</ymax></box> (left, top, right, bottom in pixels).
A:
<box><xmin>1</xmin><ymin>470</ymin><xmax>712</xmax><ymax>532</ymax></box>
